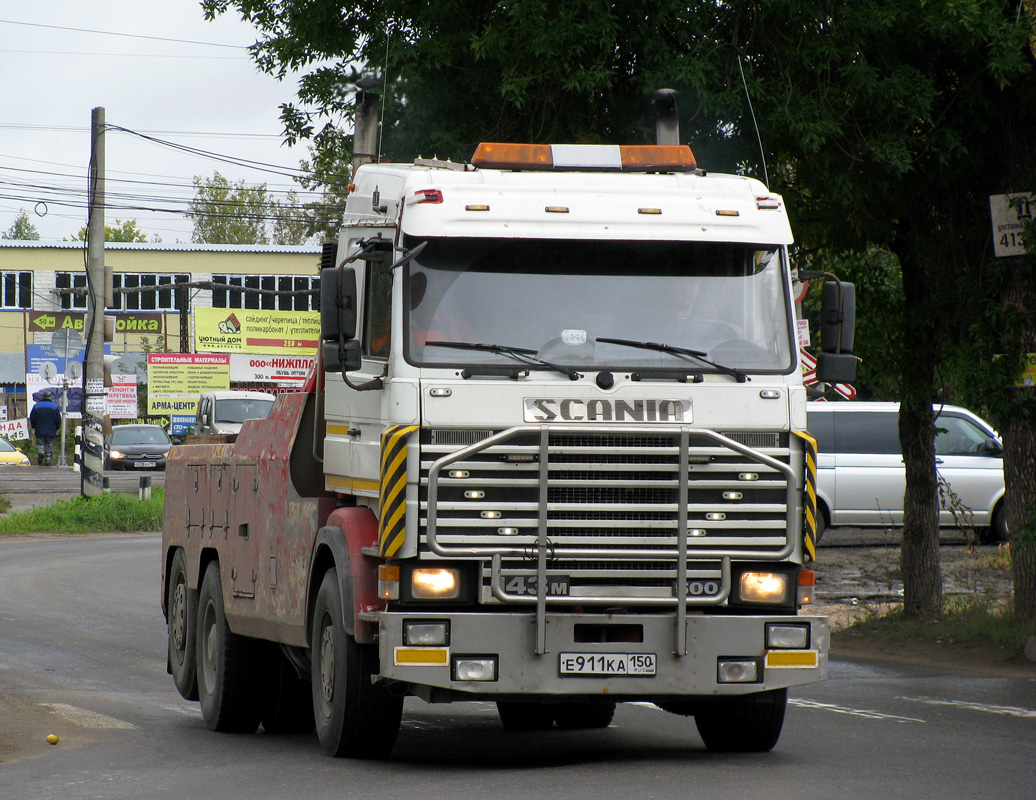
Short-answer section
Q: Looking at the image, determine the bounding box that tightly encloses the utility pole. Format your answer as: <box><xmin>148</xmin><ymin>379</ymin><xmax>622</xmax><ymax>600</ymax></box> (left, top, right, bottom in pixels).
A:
<box><xmin>82</xmin><ymin>107</ymin><xmax>106</xmax><ymax>497</ymax></box>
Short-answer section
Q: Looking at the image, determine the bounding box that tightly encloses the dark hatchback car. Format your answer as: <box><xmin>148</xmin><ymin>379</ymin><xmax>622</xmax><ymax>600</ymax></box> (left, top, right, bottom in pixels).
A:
<box><xmin>104</xmin><ymin>424</ymin><xmax>173</xmax><ymax>470</ymax></box>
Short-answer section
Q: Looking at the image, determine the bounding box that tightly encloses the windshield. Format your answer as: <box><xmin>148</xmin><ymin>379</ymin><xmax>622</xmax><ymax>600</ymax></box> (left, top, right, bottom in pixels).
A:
<box><xmin>405</xmin><ymin>238</ymin><xmax>793</xmax><ymax>373</ymax></box>
<box><xmin>112</xmin><ymin>427</ymin><xmax>170</xmax><ymax>446</ymax></box>
<box><xmin>215</xmin><ymin>397</ymin><xmax>275</xmax><ymax>424</ymax></box>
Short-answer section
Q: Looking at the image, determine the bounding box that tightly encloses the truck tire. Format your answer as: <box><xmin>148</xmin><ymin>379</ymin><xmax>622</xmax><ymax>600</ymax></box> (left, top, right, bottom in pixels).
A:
<box><xmin>554</xmin><ymin>700</ymin><xmax>616</xmax><ymax>730</ymax></box>
<box><xmin>693</xmin><ymin>688</ymin><xmax>787</xmax><ymax>752</ymax></box>
<box><xmin>496</xmin><ymin>702</ymin><xmax>556</xmax><ymax>731</ymax></box>
<box><xmin>259</xmin><ymin>645</ymin><xmax>315</xmax><ymax>734</ymax></box>
<box><xmin>167</xmin><ymin>549</ymin><xmax>198</xmax><ymax>701</ymax></box>
<box><xmin>196</xmin><ymin>562</ymin><xmax>262</xmax><ymax>733</ymax></box>
<box><xmin>311</xmin><ymin>569</ymin><xmax>402</xmax><ymax>758</ymax></box>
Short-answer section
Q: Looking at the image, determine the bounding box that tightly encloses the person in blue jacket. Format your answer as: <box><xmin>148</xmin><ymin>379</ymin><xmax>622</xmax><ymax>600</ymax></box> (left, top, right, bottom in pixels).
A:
<box><xmin>29</xmin><ymin>390</ymin><xmax>62</xmax><ymax>466</ymax></box>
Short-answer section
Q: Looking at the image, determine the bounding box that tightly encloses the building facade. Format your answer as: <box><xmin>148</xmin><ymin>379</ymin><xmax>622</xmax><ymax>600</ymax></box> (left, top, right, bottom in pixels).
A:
<box><xmin>0</xmin><ymin>241</ymin><xmax>323</xmax><ymax>418</ymax></box>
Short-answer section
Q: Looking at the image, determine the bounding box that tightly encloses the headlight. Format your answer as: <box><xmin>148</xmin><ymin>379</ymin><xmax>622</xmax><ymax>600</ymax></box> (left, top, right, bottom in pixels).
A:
<box><xmin>110</xmin><ymin>450</ymin><xmax>125</xmax><ymax>459</ymax></box>
<box><xmin>411</xmin><ymin>567</ymin><xmax>461</xmax><ymax>600</ymax></box>
<box><xmin>738</xmin><ymin>571</ymin><xmax>789</xmax><ymax>604</ymax></box>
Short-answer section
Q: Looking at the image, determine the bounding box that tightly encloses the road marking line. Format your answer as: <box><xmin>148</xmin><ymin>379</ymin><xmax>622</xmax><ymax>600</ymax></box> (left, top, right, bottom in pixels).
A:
<box><xmin>39</xmin><ymin>703</ymin><xmax>137</xmax><ymax>730</ymax></box>
<box><xmin>901</xmin><ymin>697</ymin><xmax>1036</xmax><ymax>720</ymax></box>
<box><xmin>790</xmin><ymin>698</ymin><xmax>925</xmax><ymax>723</ymax></box>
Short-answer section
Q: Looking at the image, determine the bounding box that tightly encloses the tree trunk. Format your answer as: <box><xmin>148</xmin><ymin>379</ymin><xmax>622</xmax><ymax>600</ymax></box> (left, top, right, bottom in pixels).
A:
<box><xmin>899</xmin><ymin>402</ymin><xmax>942</xmax><ymax>619</ymax></box>
<box><xmin>992</xmin><ymin>69</ymin><xmax>1036</xmax><ymax>621</ymax></box>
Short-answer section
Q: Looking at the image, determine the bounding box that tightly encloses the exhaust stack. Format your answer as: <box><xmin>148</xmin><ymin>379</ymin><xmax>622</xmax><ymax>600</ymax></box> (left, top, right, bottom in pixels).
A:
<box><xmin>654</xmin><ymin>88</ymin><xmax>680</xmax><ymax>146</ymax></box>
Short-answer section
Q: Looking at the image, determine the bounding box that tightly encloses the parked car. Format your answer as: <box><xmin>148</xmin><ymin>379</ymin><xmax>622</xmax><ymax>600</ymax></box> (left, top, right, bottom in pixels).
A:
<box><xmin>194</xmin><ymin>390</ymin><xmax>276</xmax><ymax>436</ymax></box>
<box><xmin>806</xmin><ymin>402</ymin><xmax>1006</xmax><ymax>542</ymax></box>
<box><xmin>104</xmin><ymin>424</ymin><xmax>173</xmax><ymax>470</ymax></box>
<box><xmin>0</xmin><ymin>438</ymin><xmax>30</xmax><ymax>467</ymax></box>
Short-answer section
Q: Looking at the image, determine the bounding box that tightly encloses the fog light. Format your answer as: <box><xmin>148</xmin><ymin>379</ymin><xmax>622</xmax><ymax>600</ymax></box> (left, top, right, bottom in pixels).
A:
<box><xmin>717</xmin><ymin>658</ymin><xmax>759</xmax><ymax>683</ymax></box>
<box><xmin>738</xmin><ymin>571</ymin><xmax>789</xmax><ymax>604</ymax></box>
<box><xmin>766</xmin><ymin>623</ymin><xmax>810</xmax><ymax>650</ymax></box>
<box><xmin>378</xmin><ymin>564</ymin><xmax>400</xmax><ymax>600</ymax></box>
<box><xmin>405</xmin><ymin>620</ymin><xmax>449</xmax><ymax>646</ymax></box>
<box><xmin>411</xmin><ymin>567</ymin><xmax>461</xmax><ymax>599</ymax></box>
<box><xmin>453</xmin><ymin>657</ymin><xmax>497</xmax><ymax>681</ymax></box>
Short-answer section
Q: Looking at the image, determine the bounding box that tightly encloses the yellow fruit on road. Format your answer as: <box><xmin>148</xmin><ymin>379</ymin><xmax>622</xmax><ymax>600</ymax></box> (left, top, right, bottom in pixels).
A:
<box><xmin>46</xmin><ymin>734</ymin><xmax>60</xmax><ymax>745</ymax></box>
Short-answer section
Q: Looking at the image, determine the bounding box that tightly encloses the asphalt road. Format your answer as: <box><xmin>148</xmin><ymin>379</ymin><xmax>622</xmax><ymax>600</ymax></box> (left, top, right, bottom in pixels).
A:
<box><xmin>0</xmin><ymin>535</ymin><xmax>1033</xmax><ymax>800</ymax></box>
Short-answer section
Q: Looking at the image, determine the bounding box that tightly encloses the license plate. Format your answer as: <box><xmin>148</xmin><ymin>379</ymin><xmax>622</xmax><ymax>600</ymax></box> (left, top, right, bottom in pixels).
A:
<box><xmin>136</xmin><ymin>461</ymin><xmax>157</xmax><ymax>468</ymax></box>
<box><xmin>559</xmin><ymin>652</ymin><xmax>656</xmax><ymax>677</ymax></box>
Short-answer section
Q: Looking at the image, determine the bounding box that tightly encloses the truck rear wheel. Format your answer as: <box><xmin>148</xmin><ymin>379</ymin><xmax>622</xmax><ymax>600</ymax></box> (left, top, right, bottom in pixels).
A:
<box><xmin>196</xmin><ymin>562</ymin><xmax>262</xmax><ymax>733</ymax></box>
<box><xmin>693</xmin><ymin>688</ymin><xmax>786</xmax><ymax>752</ymax></box>
<box><xmin>496</xmin><ymin>702</ymin><xmax>556</xmax><ymax>731</ymax></box>
<box><xmin>167</xmin><ymin>549</ymin><xmax>198</xmax><ymax>701</ymax></box>
<box><xmin>311</xmin><ymin>569</ymin><xmax>402</xmax><ymax>758</ymax></box>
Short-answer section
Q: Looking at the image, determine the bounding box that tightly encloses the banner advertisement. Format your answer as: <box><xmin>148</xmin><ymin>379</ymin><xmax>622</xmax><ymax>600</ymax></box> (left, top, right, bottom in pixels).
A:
<box><xmin>0</xmin><ymin>418</ymin><xmax>30</xmax><ymax>440</ymax></box>
<box><xmin>230</xmin><ymin>353</ymin><xmax>315</xmax><ymax>383</ymax></box>
<box><xmin>107</xmin><ymin>374</ymin><xmax>139</xmax><ymax>418</ymax></box>
<box><xmin>194</xmin><ymin>308</ymin><xmax>319</xmax><ymax>355</ymax></box>
<box><xmin>147</xmin><ymin>353</ymin><xmax>229</xmax><ymax>416</ymax></box>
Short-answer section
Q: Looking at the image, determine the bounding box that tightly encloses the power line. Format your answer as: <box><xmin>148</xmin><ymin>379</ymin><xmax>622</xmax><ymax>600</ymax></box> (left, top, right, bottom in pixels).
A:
<box><xmin>0</xmin><ymin>19</ymin><xmax>246</xmax><ymax>49</ymax></box>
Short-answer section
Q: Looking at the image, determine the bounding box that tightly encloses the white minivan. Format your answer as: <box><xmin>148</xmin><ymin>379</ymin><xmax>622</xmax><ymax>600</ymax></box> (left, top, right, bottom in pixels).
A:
<box><xmin>194</xmin><ymin>390</ymin><xmax>276</xmax><ymax>436</ymax></box>
<box><xmin>806</xmin><ymin>402</ymin><xmax>1006</xmax><ymax>541</ymax></box>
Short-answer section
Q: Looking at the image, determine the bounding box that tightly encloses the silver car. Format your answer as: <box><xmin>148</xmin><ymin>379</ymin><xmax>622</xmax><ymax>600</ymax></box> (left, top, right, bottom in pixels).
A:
<box><xmin>807</xmin><ymin>403</ymin><xmax>1006</xmax><ymax>541</ymax></box>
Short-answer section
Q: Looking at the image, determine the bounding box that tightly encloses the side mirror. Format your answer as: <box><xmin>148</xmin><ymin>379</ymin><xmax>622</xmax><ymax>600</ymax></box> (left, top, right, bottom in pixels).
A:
<box><xmin>820</xmin><ymin>281</ymin><xmax>855</xmax><ymax>353</ymax></box>
<box><xmin>320</xmin><ymin>265</ymin><xmax>358</xmax><ymax>341</ymax></box>
<box><xmin>816</xmin><ymin>280</ymin><xmax>857</xmax><ymax>384</ymax></box>
<box><xmin>320</xmin><ymin>265</ymin><xmax>360</xmax><ymax>374</ymax></box>
<box><xmin>984</xmin><ymin>437</ymin><xmax>1004</xmax><ymax>456</ymax></box>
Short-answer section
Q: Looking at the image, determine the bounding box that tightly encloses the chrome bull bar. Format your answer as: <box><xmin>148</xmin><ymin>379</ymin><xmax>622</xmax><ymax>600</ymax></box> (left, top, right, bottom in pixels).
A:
<box><xmin>424</xmin><ymin>425</ymin><xmax>798</xmax><ymax>655</ymax></box>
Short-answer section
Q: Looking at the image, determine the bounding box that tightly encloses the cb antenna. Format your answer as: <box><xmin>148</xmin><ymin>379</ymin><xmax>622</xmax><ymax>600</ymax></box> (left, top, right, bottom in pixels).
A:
<box><xmin>737</xmin><ymin>55</ymin><xmax>770</xmax><ymax>189</ymax></box>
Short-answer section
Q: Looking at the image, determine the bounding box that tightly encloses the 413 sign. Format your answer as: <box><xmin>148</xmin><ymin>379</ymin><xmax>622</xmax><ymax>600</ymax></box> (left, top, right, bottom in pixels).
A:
<box><xmin>990</xmin><ymin>193</ymin><xmax>1034</xmax><ymax>257</ymax></box>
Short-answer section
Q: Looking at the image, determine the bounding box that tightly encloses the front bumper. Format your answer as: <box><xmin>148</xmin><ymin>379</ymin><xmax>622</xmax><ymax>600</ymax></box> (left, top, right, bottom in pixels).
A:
<box><xmin>378</xmin><ymin>610</ymin><xmax>828</xmax><ymax>700</ymax></box>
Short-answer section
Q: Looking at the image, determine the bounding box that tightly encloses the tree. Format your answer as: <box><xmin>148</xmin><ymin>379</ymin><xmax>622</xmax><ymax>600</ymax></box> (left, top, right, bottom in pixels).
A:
<box><xmin>186</xmin><ymin>172</ymin><xmax>271</xmax><ymax>244</ymax></box>
<box><xmin>3</xmin><ymin>210</ymin><xmax>41</xmax><ymax>240</ymax></box>
<box><xmin>74</xmin><ymin>219</ymin><xmax>155</xmax><ymax>243</ymax></box>
<box><xmin>206</xmin><ymin>0</ymin><xmax>1036</xmax><ymax>619</ymax></box>
<box><xmin>731</xmin><ymin>2</ymin><xmax>1036</xmax><ymax>620</ymax></box>
<box><xmin>270</xmin><ymin>190</ymin><xmax>313</xmax><ymax>245</ymax></box>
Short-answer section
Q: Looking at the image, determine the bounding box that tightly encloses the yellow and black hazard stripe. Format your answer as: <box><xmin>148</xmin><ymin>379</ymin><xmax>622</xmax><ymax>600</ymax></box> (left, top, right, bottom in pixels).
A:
<box><xmin>793</xmin><ymin>430</ymin><xmax>819</xmax><ymax>561</ymax></box>
<box><xmin>378</xmin><ymin>425</ymin><xmax>419</xmax><ymax>557</ymax></box>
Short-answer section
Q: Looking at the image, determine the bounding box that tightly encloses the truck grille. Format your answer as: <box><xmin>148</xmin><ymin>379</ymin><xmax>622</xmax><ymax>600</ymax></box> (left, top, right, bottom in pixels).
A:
<box><xmin>418</xmin><ymin>426</ymin><xmax>798</xmax><ymax>603</ymax></box>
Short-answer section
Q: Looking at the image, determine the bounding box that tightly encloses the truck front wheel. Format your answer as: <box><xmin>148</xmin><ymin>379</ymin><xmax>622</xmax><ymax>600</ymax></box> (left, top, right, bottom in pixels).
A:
<box><xmin>311</xmin><ymin>569</ymin><xmax>402</xmax><ymax>758</ymax></box>
<box><xmin>196</xmin><ymin>562</ymin><xmax>262</xmax><ymax>733</ymax></box>
<box><xmin>693</xmin><ymin>688</ymin><xmax>787</xmax><ymax>752</ymax></box>
<box><xmin>167</xmin><ymin>549</ymin><xmax>198</xmax><ymax>701</ymax></box>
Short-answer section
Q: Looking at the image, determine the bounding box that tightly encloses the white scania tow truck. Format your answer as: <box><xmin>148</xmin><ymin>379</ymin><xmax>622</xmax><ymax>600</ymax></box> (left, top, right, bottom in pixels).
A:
<box><xmin>162</xmin><ymin>128</ymin><xmax>856</xmax><ymax>757</ymax></box>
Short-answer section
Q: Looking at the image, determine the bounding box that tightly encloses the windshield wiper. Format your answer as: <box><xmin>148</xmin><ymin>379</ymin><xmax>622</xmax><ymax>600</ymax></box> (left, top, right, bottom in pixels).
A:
<box><xmin>595</xmin><ymin>337</ymin><xmax>749</xmax><ymax>383</ymax></box>
<box><xmin>424</xmin><ymin>341</ymin><xmax>580</xmax><ymax>380</ymax></box>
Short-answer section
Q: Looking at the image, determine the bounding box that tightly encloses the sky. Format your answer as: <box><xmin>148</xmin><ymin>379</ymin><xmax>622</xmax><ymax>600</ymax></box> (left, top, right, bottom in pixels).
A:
<box><xmin>0</xmin><ymin>1</ymin><xmax>324</xmax><ymax>243</ymax></box>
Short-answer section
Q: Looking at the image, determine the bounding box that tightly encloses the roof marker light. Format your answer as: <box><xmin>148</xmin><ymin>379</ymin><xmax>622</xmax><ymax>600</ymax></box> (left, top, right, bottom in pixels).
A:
<box><xmin>471</xmin><ymin>143</ymin><xmax>697</xmax><ymax>172</ymax></box>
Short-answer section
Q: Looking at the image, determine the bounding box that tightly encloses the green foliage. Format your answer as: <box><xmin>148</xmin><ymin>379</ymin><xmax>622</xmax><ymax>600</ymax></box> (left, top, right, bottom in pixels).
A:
<box><xmin>3</xmin><ymin>210</ymin><xmax>41</xmax><ymax>240</ymax></box>
<box><xmin>73</xmin><ymin>218</ymin><xmax>155</xmax><ymax>243</ymax></box>
<box><xmin>0</xmin><ymin>489</ymin><xmax>165</xmax><ymax>535</ymax></box>
<box><xmin>187</xmin><ymin>171</ymin><xmax>272</xmax><ymax>244</ymax></box>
